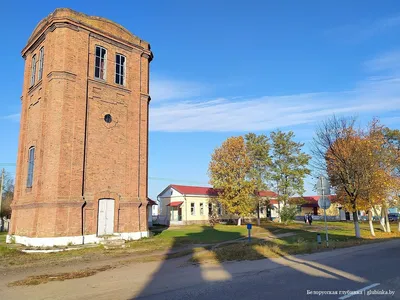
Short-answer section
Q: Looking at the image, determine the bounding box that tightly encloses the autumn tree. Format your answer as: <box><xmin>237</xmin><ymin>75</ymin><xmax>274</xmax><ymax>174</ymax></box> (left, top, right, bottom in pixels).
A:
<box><xmin>313</xmin><ymin>116</ymin><xmax>400</xmax><ymax>238</ymax></box>
<box><xmin>245</xmin><ymin>133</ymin><xmax>271</xmax><ymax>225</ymax></box>
<box><xmin>208</xmin><ymin>136</ymin><xmax>256</xmax><ymax>225</ymax></box>
<box><xmin>382</xmin><ymin>127</ymin><xmax>400</xmax><ymax>232</ymax></box>
<box><xmin>270</xmin><ymin>130</ymin><xmax>311</xmax><ymax>222</ymax></box>
<box><xmin>313</xmin><ymin>116</ymin><xmax>370</xmax><ymax>237</ymax></box>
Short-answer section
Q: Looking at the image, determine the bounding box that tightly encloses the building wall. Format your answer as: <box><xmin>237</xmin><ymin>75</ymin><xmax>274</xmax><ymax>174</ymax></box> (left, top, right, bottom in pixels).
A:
<box><xmin>10</xmin><ymin>8</ymin><xmax>152</xmax><ymax>243</ymax></box>
<box><xmin>158</xmin><ymin>188</ymin><xmax>281</xmax><ymax>224</ymax></box>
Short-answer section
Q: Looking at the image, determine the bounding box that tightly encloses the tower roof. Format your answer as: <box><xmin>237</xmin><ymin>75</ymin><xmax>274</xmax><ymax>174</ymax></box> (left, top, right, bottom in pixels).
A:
<box><xmin>23</xmin><ymin>8</ymin><xmax>152</xmax><ymax>57</ymax></box>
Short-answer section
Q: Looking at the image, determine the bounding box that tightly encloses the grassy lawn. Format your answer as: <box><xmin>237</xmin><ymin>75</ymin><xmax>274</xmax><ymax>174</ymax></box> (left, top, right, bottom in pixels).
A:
<box><xmin>0</xmin><ymin>225</ymin><xmax>248</xmax><ymax>269</ymax></box>
<box><xmin>190</xmin><ymin>221</ymin><xmax>400</xmax><ymax>264</ymax></box>
<box><xmin>1</xmin><ymin>221</ymin><xmax>399</xmax><ymax>270</ymax></box>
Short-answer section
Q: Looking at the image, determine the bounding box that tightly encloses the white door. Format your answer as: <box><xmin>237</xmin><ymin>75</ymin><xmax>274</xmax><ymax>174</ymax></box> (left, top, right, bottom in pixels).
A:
<box><xmin>98</xmin><ymin>199</ymin><xmax>115</xmax><ymax>236</ymax></box>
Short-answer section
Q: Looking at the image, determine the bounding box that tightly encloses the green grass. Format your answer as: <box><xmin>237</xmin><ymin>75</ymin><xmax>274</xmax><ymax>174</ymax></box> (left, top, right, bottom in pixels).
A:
<box><xmin>0</xmin><ymin>232</ymin><xmax>6</xmax><ymax>243</ymax></box>
<box><xmin>151</xmin><ymin>225</ymin><xmax>247</xmax><ymax>244</ymax></box>
<box><xmin>190</xmin><ymin>221</ymin><xmax>400</xmax><ymax>264</ymax></box>
<box><xmin>0</xmin><ymin>225</ymin><xmax>247</xmax><ymax>269</ymax></box>
<box><xmin>2</xmin><ymin>221</ymin><xmax>399</xmax><ymax>269</ymax></box>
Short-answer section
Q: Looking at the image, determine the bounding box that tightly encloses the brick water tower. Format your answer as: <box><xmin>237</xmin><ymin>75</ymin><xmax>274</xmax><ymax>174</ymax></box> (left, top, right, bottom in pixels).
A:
<box><xmin>8</xmin><ymin>8</ymin><xmax>154</xmax><ymax>246</ymax></box>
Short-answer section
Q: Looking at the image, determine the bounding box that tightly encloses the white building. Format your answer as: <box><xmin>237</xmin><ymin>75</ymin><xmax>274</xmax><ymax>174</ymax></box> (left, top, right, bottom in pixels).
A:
<box><xmin>156</xmin><ymin>184</ymin><xmax>280</xmax><ymax>225</ymax></box>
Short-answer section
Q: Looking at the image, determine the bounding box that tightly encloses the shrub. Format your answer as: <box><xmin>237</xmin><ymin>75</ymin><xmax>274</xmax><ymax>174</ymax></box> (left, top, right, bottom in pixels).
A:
<box><xmin>209</xmin><ymin>213</ymin><xmax>219</xmax><ymax>227</ymax></box>
<box><xmin>279</xmin><ymin>205</ymin><xmax>298</xmax><ymax>224</ymax></box>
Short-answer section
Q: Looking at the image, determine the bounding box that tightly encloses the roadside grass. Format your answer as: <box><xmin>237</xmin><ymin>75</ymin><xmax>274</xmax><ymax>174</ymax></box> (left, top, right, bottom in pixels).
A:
<box><xmin>190</xmin><ymin>221</ymin><xmax>400</xmax><ymax>264</ymax></box>
<box><xmin>0</xmin><ymin>225</ymin><xmax>247</xmax><ymax>269</ymax></box>
<box><xmin>4</xmin><ymin>221</ymin><xmax>400</xmax><ymax>286</ymax></box>
<box><xmin>2</xmin><ymin>221</ymin><xmax>399</xmax><ymax>270</ymax></box>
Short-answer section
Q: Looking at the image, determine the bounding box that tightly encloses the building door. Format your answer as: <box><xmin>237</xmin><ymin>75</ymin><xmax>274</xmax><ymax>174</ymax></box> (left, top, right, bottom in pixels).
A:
<box><xmin>98</xmin><ymin>199</ymin><xmax>115</xmax><ymax>236</ymax></box>
<box><xmin>267</xmin><ymin>207</ymin><xmax>271</xmax><ymax>218</ymax></box>
<box><xmin>178</xmin><ymin>207</ymin><xmax>182</xmax><ymax>221</ymax></box>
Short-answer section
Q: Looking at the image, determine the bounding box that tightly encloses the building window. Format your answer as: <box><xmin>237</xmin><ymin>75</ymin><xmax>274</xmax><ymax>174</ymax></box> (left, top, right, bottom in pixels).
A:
<box><xmin>95</xmin><ymin>46</ymin><xmax>107</xmax><ymax>80</ymax></box>
<box><xmin>115</xmin><ymin>54</ymin><xmax>126</xmax><ymax>85</ymax></box>
<box><xmin>217</xmin><ymin>203</ymin><xmax>222</xmax><ymax>215</ymax></box>
<box><xmin>208</xmin><ymin>203</ymin><xmax>213</xmax><ymax>215</ymax></box>
<box><xmin>297</xmin><ymin>205</ymin><xmax>302</xmax><ymax>213</ymax></box>
<box><xmin>260</xmin><ymin>206</ymin><xmax>264</xmax><ymax>214</ymax></box>
<box><xmin>200</xmin><ymin>203</ymin><xmax>204</xmax><ymax>215</ymax></box>
<box><xmin>30</xmin><ymin>55</ymin><xmax>37</xmax><ymax>86</ymax></box>
<box><xmin>191</xmin><ymin>203</ymin><xmax>195</xmax><ymax>216</ymax></box>
<box><xmin>38</xmin><ymin>47</ymin><xmax>44</xmax><ymax>81</ymax></box>
<box><xmin>26</xmin><ymin>147</ymin><xmax>35</xmax><ymax>188</ymax></box>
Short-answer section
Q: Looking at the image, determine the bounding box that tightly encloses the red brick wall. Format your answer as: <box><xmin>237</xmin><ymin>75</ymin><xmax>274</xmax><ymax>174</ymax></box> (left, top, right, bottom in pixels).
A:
<box><xmin>10</xmin><ymin>8</ymin><xmax>152</xmax><ymax>239</ymax></box>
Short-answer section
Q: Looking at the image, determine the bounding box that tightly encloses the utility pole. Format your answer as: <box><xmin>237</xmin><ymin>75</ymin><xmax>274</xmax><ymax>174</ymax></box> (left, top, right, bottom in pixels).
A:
<box><xmin>0</xmin><ymin>168</ymin><xmax>4</xmax><ymax>218</ymax></box>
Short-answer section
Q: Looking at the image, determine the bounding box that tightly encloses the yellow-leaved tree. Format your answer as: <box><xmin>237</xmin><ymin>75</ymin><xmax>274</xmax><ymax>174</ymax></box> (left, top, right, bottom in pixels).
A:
<box><xmin>208</xmin><ymin>136</ymin><xmax>257</xmax><ymax>226</ymax></box>
<box><xmin>313</xmin><ymin>116</ymin><xmax>400</xmax><ymax>238</ymax></box>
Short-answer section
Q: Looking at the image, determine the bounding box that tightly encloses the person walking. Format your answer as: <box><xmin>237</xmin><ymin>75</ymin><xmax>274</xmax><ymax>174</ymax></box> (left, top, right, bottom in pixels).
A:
<box><xmin>304</xmin><ymin>214</ymin><xmax>308</xmax><ymax>224</ymax></box>
<box><xmin>308</xmin><ymin>213</ymin><xmax>313</xmax><ymax>225</ymax></box>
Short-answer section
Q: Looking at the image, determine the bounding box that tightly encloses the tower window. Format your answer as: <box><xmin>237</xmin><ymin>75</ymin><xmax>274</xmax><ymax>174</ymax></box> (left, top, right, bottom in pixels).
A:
<box><xmin>115</xmin><ymin>54</ymin><xmax>126</xmax><ymax>85</ymax></box>
<box><xmin>26</xmin><ymin>147</ymin><xmax>35</xmax><ymax>188</ymax></box>
<box><xmin>95</xmin><ymin>46</ymin><xmax>107</xmax><ymax>80</ymax></box>
<box><xmin>38</xmin><ymin>47</ymin><xmax>44</xmax><ymax>81</ymax></box>
<box><xmin>30</xmin><ymin>54</ymin><xmax>37</xmax><ymax>86</ymax></box>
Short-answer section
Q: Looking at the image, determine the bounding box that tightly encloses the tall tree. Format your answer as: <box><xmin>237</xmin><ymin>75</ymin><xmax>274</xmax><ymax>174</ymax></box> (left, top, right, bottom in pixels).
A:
<box><xmin>313</xmin><ymin>116</ymin><xmax>400</xmax><ymax>238</ymax></box>
<box><xmin>382</xmin><ymin>127</ymin><xmax>400</xmax><ymax>231</ymax></box>
<box><xmin>270</xmin><ymin>130</ymin><xmax>311</xmax><ymax>222</ymax></box>
<box><xmin>245</xmin><ymin>133</ymin><xmax>272</xmax><ymax>225</ymax></box>
<box><xmin>208</xmin><ymin>136</ymin><xmax>256</xmax><ymax>225</ymax></box>
<box><xmin>313</xmin><ymin>116</ymin><xmax>364</xmax><ymax>237</ymax></box>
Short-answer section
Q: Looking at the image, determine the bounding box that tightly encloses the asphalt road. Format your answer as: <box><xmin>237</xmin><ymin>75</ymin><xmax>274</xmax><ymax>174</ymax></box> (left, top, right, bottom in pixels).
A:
<box><xmin>135</xmin><ymin>240</ymin><xmax>400</xmax><ymax>300</ymax></box>
<box><xmin>2</xmin><ymin>240</ymin><xmax>399</xmax><ymax>300</ymax></box>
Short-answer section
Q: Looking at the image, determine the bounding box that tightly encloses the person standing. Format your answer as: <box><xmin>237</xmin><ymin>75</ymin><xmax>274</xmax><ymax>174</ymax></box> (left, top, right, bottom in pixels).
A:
<box><xmin>308</xmin><ymin>213</ymin><xmax>313</xmax><ymax>225</ymax></box>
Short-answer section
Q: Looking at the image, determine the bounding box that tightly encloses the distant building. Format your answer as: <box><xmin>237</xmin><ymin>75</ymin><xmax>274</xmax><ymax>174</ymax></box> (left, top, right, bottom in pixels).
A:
<box><xmin>8</xmin><ymin>8</ymin><xmax>154</xmax><ymax>247</ymax></box>
<box><xmin>156</xmin><ymin>184</ymin><xmax>279</xmax><ymax>225</ymax></box>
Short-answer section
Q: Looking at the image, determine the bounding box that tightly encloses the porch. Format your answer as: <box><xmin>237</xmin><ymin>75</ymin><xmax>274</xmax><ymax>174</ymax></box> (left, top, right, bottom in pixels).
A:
<box><xmin>167</xmin><ymin>201</ymin><xmax>183</xmax><ymax>223</ymax></box>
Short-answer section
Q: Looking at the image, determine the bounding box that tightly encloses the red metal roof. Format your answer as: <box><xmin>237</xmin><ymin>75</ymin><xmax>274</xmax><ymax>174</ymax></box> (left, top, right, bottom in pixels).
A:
<box><xmin>170</xmin><ymin>184</ymin><xmax>277</xmax><ymax>198</ymax></box>
<box><xmin>166</xmin><ymin>201</ymin><xmax>184</xmax><ymax>207</ymax></box>
<box><xmin>257</xmin><ymin>191</ymin><xmax>278</xmax><ymax>197</ymax></box>
<box><xmin>290</xmin><ymin>195</ymin><xmax>338</xmax><ymax>208</ymax></box>
<box><xmin>170</xmin><ymin>185</ymin><xmax>220</xmax><ymax>196</ymax></box>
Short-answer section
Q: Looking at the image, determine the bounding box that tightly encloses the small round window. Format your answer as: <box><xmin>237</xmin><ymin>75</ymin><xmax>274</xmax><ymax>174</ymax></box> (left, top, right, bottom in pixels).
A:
<box><xmin>104</xmin><ymin>114</ymin><xmax>112</xmax><ymax>123</ymax></box>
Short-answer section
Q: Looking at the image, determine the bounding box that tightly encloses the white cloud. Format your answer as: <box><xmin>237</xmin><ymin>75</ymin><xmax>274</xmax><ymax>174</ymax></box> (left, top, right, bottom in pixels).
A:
<box><xmin>364</xmin><ymin>50</ymin><xmax>400</xmax><ymax>72</ymax></box>
<box><xmin>149</xmin><ymin>76</ymin><xmax>400</xmax><ymax>132</ymax></box>
<box><xmin>1</xmin><ymin>113</ymin><xmax>20</xmax><ymax>122</ymax></box>
<box><xmin>327</xmin><ymin>14</ymin><xmax>400</xmax><ymax>43</ymax></box>
<box><xmin>150</xmin><ymin>78</ymin><xmax>208</xmax><ymax>102</ymax></box>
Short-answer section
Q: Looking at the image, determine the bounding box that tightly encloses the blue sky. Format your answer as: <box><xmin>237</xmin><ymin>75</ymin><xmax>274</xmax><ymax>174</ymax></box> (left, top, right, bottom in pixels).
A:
<box><xmin>1</xmin><ymin>1</ymin><xmax>400</xmax><ymax>200</ymax></box>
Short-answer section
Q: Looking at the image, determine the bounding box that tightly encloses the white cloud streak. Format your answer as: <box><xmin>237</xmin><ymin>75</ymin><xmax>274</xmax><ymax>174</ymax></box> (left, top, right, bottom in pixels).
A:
<box><xmin>149</xmin><ymin>76</ymin><xmax>400</xmax><ymax>132</ymax></box>
<box><xmin>364</xmin><ymin>50</ymin><xmax>400</xmax><ymax>72</ymax></box>
<box><xmin>150</xmin><ymin>78</ymin><xmax>208</xmax><ymax>102</ymax></box>
<box><xmin>1</xmin><ymin>113</ymin><xmax>20</xmax><ymax>122</ymax></box>
<box><xmin>327</xmin><ymin>14</ymin><xmax>400</xmax><ymax>43</ymax></box>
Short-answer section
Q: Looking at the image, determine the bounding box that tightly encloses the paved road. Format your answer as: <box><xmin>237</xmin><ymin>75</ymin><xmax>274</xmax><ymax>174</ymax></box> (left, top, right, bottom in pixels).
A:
<box><xmin>2</xmin><ymin>240</ymin><xmax>399</xmax><ymax>300</ymax></box>
<box><xmin>135</xmin><ymin>240</ymin><xmax>400</xmax><ymax>300</ymax></box>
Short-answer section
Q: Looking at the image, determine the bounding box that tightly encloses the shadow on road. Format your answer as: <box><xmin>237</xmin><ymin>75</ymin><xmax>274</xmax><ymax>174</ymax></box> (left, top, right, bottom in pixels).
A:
<box><xmin>130</xmin><ymin>222</ymin><xmax>384</xmax><ymax>299</ymax></box>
